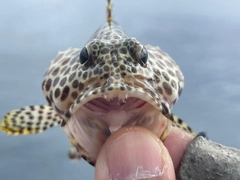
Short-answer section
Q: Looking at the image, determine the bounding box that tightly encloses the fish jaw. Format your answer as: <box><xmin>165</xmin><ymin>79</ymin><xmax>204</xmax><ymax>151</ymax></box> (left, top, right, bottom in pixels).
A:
<box><xmin>62</xmin><ymin>91</ymin><xmax>171</xmax><ymax>164</ymax></box>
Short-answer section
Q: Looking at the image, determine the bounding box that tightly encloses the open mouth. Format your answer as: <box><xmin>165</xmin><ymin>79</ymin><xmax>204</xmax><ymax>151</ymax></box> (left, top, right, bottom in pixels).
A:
<box><xmin>82</xmin><ymin>97</ymin><xmax>148</xmax><ymax>133</ymax></box>
<box><xmin>62</xmin><ymin>88</ymin><xmax>171</xmax><ymax>163</ymax></box>
<box><xmin>84</xmin><ymin>97</ymin><xmax>146</xmax><ymax>112</ymax></box>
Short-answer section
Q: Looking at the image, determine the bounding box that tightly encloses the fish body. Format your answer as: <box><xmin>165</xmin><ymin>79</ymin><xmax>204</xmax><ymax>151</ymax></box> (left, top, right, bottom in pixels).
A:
<box><xmin>1</xmin><ymin>5</ymin><xmax>195</xmax><ymax>166</ymax></box>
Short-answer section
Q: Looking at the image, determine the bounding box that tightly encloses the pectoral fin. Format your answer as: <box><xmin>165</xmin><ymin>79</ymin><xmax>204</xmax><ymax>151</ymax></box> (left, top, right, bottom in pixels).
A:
<box><xmin>170</xmin><ymin>114</ymin><xmax>196</xmax><ymax>136</ymax></box>
<box><xmin>1</xmin><ymin>105</ymin><xmax>61</xmax><ymax>135</ymax></box>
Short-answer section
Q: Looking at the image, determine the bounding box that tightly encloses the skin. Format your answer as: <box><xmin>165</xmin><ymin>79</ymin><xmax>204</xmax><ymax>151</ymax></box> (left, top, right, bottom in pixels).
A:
<box><xmin>95</xmin><ymin>116</ymin><xmax>194</xmax><ymax>180</ymax></box>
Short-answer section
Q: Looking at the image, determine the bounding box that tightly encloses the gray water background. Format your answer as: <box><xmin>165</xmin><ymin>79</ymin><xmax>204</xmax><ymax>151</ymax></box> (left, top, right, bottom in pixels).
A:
<box><xmin>1</xmin><ymin>0</ymin><xmax>240</xmax><ymax>179</ymax></box>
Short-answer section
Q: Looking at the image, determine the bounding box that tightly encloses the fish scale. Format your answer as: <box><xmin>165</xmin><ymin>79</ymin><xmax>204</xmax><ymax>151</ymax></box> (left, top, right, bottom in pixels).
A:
<box><xmin>1</xmin><ymin>0</ymin><xmax>196</xmax><ymax>166</ymax></box>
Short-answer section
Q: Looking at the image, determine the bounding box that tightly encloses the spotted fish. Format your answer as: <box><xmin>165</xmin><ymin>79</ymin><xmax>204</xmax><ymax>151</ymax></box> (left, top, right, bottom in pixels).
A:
<box><xmin>1</xmin><ymin>0</ymin><xmax>195</xmax><ymax>165</ymax></box>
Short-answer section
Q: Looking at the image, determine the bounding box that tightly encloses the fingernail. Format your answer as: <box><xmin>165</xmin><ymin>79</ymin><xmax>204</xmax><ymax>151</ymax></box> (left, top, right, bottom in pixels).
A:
<box><xmin>107</xmin><ymin>132</ymin><xmax>165</xmax><ymax>179</ymax></box>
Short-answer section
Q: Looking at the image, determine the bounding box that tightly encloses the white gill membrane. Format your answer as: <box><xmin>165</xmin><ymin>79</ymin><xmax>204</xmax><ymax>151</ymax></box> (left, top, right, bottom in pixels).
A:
<box><xmin>63</xmin><ymin>96</ymin><xmax>171</xmax><ymax>161</ymax></box>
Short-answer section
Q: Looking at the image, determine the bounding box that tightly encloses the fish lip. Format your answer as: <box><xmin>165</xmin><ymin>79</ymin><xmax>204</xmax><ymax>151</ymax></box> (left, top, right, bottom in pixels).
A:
<box><xmin>63</xmin><ymin>86</ymin><xmax>170</xmax><ymax>122</ymax></box>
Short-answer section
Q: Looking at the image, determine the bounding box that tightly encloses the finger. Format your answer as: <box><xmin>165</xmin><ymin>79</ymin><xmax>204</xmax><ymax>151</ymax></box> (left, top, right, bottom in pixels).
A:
<box><xmin>164</xmin><ymin>127</ymin><xmax>194</xmax><ymax>173</ymax></box>
<box><xmin>95</xmin><ymin>126</ymin><xmax>176</xmax><ymax>180</ymax></box>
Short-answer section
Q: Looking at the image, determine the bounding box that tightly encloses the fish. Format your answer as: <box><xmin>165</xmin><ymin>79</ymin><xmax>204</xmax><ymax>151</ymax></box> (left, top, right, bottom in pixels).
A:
<box><xmin>1</xmin><ymin>0</ymin><xmax>195</xmax><ymax>166</ymax></box>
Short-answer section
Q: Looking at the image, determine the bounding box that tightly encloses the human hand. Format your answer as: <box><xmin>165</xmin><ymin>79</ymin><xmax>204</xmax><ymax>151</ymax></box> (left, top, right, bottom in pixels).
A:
<box><xmin>95</xmin><ymin>126</ymin><xmax>194</xmax><ymax>180</ymax></box>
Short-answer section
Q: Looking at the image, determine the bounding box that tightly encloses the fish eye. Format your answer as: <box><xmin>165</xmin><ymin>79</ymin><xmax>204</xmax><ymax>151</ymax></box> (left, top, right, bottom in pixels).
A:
<box><xmin>79</xmin><ymin>47</ymin><xmax>89</xmax><ymax>64</ymax></box>
<box><xmin>139</xmin><ymin>46</ymin><xmax>148</xmax><ymax>65</ymax></box>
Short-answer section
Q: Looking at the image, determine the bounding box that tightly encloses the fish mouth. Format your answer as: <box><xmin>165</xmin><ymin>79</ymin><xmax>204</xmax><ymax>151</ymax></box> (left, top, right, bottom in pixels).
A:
<box><xmin>84</xmin><ymin>97</ymin><xmax>146</xmax><ymax>113</ymax></box>
<box><xmin>62</xmin><ymin>83</ymin><xmax>171</xmax><ymax>163</ymax></box>
<box><xmin>67</xmin><ymin>86</ymin><xmax>171</xmax><ymax>133</ymax></box>
<box><xmin>83</xmin><ymin>96</ymin><xmax>147</xmax><ymax>133</ymax></box>
<box><xmin>67</xmin><ymin>78</ymin><xmax>171</xmax><ymax>120</ymax></box>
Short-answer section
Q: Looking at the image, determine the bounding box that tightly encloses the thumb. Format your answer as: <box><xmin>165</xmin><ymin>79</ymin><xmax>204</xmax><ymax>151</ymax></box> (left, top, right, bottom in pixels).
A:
<box><xmin>95</xmin><ymin>126</ymin><xmax>176</xmax><ymax>180</ymax></box>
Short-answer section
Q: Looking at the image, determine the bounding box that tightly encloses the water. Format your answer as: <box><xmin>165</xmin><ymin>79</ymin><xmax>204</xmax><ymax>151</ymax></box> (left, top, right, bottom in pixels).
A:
<box><xmin>1</xmin><ymin>0</ymin><xmax>240</xmax><ymax>179</ymax></box>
